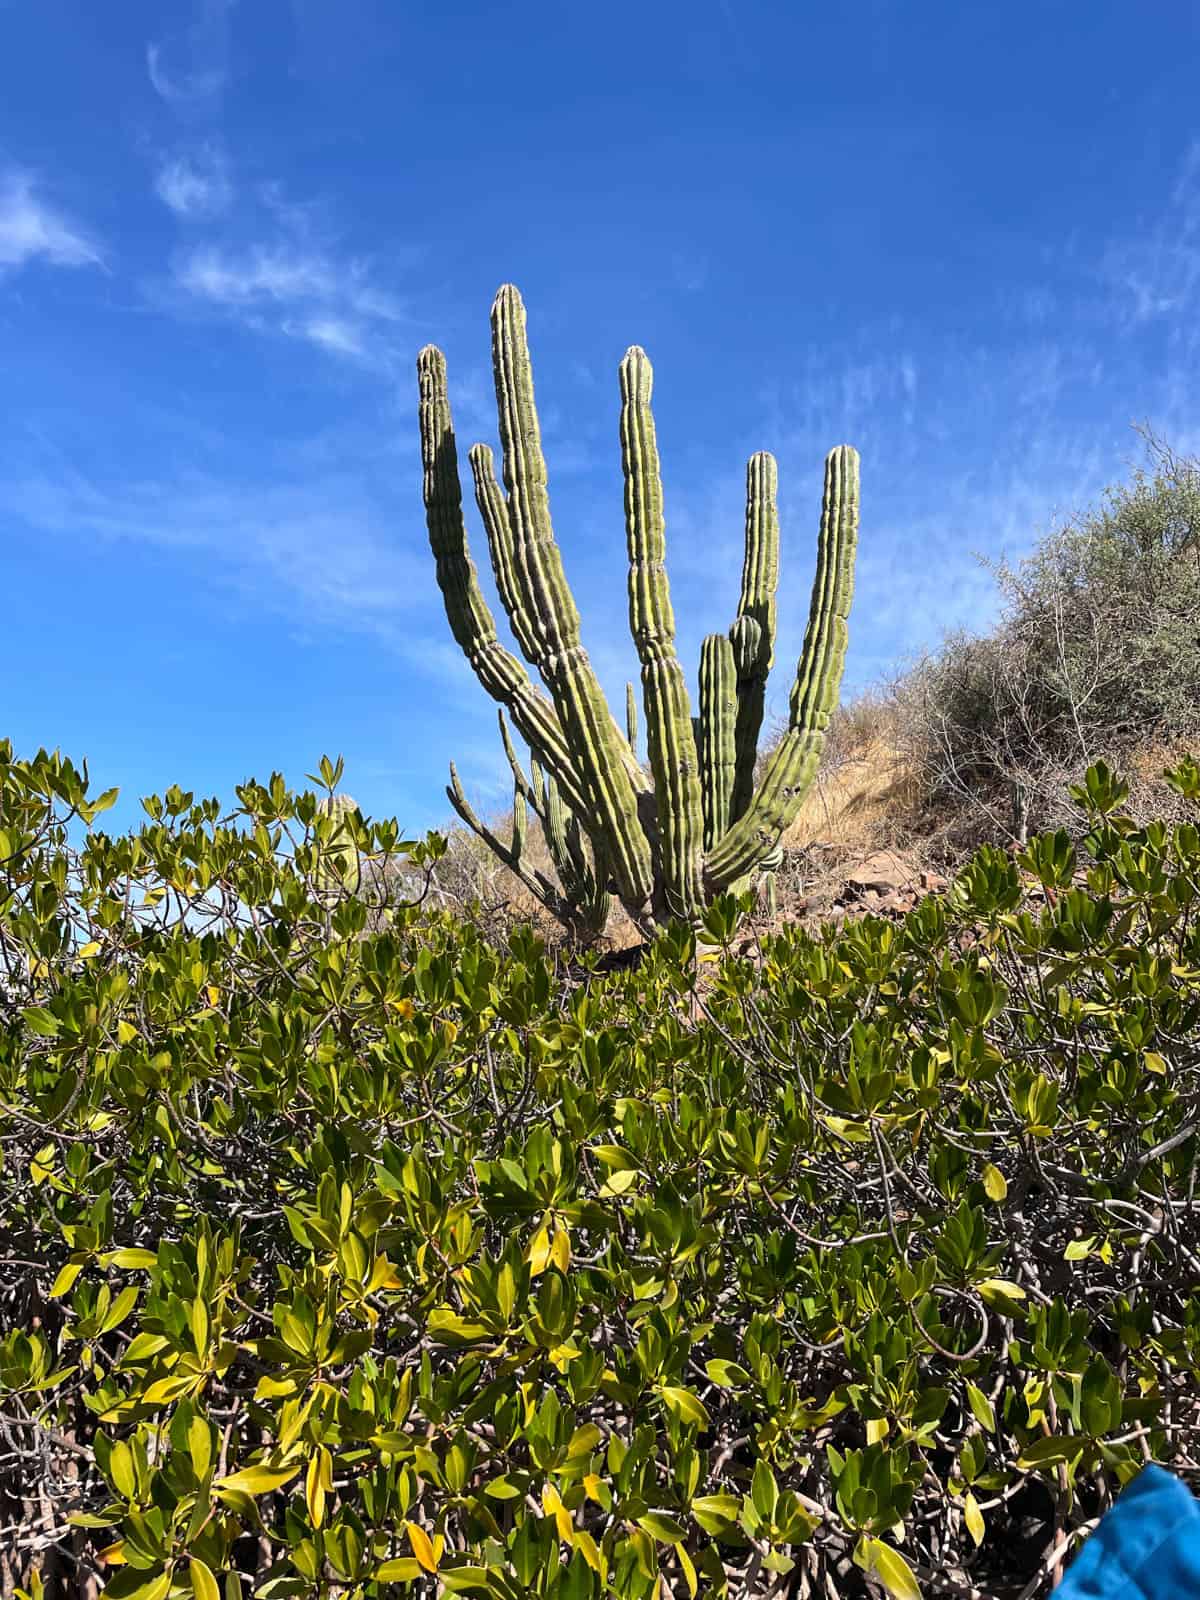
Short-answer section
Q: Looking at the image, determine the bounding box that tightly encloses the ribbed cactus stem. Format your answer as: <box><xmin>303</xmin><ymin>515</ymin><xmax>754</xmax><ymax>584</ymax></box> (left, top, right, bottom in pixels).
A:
<box><xmin>417</xmin><ymin>345</ymin><xmax>589</xmax><ymax>819</ymax></box>
<box><xmin>544</xmin><ymin>773</ymin><xmax>569</xmax><ymax>871</ymax></box>
<box><xmin>699</xmin><ymin>633</ymin><xmax>737</xmax><ymax>849</ymax></box>
<box><xmin>469</xmin><ymin>443</ymin><xmax>542</xmax><ymax>667</ymax></box>
<box><xmin>626</xmin><ymin>681</ymin><xmax>639</xmax><ymax>758</ymax></box>
<box><xmin>497</xmin><ymin>710</ymin><xmax>536</xmax><ymax>809</ymax></box>
<box><xmin>730</xmin><ymin>452</ymin><xmax>780</xmax><ymax>821</ymax></box>
<box><xmin>490</xmin><ymin>286</ymin><xmax>654</xmax><ymax>919</ymax></box>
<box><xmin>314</xmin><ymin>794</ymin><xmax>361</xmax><ymax>902</ymax></box>
<box><xmin>530</xmin><ymin>756</ymin><xmax>547</xmax><ymax>817</ymax></box>
<box><xmin>511</xmin><ymin>781</ymin><xmax>528</xmax><ymax>858</ymax></box>
<box><xmin>474</xmin><ymin>441</ymin><xmax>644</xmax><ymax>793</ymax></box>
<box><xmin>705</xmin><ymin>446</ymin><xmax>859</xmax><ymax>892</ymax></box>
<box><xmin>620</xmin><ymin>345</ymin><xmax>705</xmax><ymax>922</ymax></box>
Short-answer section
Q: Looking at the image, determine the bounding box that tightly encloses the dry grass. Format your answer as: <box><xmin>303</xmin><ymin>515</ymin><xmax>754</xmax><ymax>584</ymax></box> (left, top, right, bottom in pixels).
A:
<box><xmin>761</xmin><ymin>693</ymin><xmax>927</xmax><ymax>908</ymax></box>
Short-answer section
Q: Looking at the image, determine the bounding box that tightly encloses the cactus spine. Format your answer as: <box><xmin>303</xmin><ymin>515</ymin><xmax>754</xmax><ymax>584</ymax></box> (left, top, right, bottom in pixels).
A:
<box><xmin>419</xmin><ymin>285</ymin><xmax>859</xmax><ymax>936</ymax></box>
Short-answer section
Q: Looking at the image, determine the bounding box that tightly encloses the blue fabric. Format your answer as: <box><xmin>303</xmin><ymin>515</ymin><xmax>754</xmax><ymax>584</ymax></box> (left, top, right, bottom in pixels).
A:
<box><xmin>1057</xmin><ymin>1465</ymin><xmax>1200</xmax><ymax>1598</ymax></box>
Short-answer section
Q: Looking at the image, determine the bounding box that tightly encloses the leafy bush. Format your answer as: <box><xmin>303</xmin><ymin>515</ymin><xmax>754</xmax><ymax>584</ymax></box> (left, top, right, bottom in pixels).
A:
<box><xmin>894</xmin><ymin>432</ymin><xmax>1200</xmax><ymax>850</ymax></box>
<box><xmin>3</xmin><ymin>742</ymin><xmax>1200</xmax><ymax>1599</ymax></box>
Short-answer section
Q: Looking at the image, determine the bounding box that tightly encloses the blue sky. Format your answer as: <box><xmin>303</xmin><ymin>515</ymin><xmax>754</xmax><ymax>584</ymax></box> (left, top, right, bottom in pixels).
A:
<box><xmin>4</xmin><ymin>0</ymin><xmax>1200</xmax><ymax>838</ymax></box>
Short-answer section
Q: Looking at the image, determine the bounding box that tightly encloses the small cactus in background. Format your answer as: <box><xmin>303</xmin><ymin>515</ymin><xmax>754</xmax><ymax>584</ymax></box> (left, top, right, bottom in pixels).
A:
<box><xmin>418</xmin><ymin>285</ymin><xmax>859</xmax><ymax>935</ymax></box>
<box><xmin>313</xmin><ymin>794</ymin><xmax>362</xmax><ymax>904</ymax></box>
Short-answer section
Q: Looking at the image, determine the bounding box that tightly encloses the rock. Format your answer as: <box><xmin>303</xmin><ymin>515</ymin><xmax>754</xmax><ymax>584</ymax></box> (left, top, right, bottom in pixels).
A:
<box><xmin>844</xmin><ymin>850</ymin><xmax>923</xmax><ymax>895</ymax></box>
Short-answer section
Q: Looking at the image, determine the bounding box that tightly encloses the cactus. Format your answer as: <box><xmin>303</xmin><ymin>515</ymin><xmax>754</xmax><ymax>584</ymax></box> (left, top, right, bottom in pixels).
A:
<box><xmin>313</xmin><ymin>794</ymin><xmax>362</xmax><ymax>904</ymax></box>
<box><xmin>447</xmin><ymin>712</ymin><xmax>611</xmax><ymax>938</ymax></box>
<box><xmin>419</xmin><ymin>285</ymin><xmax>859</xmax><ymax>936</ymax></box>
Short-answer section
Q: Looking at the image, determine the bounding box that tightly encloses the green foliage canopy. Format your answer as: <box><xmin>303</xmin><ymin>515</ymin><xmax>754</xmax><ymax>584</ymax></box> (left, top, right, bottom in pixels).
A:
<box><xmin>2</xmin><ymin>742</ymin><xmax>1200</xmax><ymax>1598</ymax></box>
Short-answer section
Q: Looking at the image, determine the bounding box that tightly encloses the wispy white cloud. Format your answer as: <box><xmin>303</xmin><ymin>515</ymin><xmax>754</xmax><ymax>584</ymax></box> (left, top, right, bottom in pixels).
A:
<box><xmin>0</xmin><ymin>170</ymin><xmax>103</xmax><ymax>275</ymax></box>
<box><xmin>146</xmin><ymin>0</ymin><xmax>236</xmax><ymax>107</ymax></box>
<box><xmin>147</xmin><ymin>44</ymin><xmax>227</xmax><ymax>105</ymax></box>
<box><xmin>1103</xmin><ymin>140</ymin><xmax>1200</xmax><ymax>324</ymax></box>
<box><xmin>155</xmin><ymin>146</ymin><xmax>232</xmax><ymax>219</ymax></box>
<box><xmin>284</xmin><ymin>315</ymin><xmax>366</xmax><ymax>358</ymax></box>
<box><xmin>169</xmin><ymin>232</ymin><xmax>405</xmax><ymax>360</ymax></box>
<box><xmin>175</xmin><ymin>244</ymin><xmax>337</xmax><ymax>304</ymax></box>
<box><xmin>7</xmin><ymin>454</ymin><xmax>426</xmax><ymax>635</ymax></box>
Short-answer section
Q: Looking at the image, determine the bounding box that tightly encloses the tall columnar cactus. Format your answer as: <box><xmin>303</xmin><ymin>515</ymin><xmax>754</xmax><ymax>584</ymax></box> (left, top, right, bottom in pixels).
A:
<box><xmin>419</xmin><ymin>285</ymin><xmax>859</xmax><ymax>935</ymax></box>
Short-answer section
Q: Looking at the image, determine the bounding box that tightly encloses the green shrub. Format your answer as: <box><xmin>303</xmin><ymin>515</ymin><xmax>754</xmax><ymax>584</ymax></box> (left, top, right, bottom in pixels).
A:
<box><xmin>2</xmin><ymin>742</ymin><xmax>1200</xmax><ymax>1599</ymax></box>
<box><xmin>895</xmin><ymin>432</ymin><xmax>1200</xmax><ymax>849</ymax></box>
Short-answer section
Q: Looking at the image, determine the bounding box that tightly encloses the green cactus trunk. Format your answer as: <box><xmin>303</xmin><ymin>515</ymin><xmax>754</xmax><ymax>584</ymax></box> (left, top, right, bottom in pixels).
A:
<box><xmin>729</xmin><ymin>452</ymin><xmax>780</xmax><ymax>822</ymax></box>
<box><xmin>488</xmin><ymin>288</ymin><xmax>655</xmax><ymax>923</ymax></box>
<box><xmin>698</xmin><ymin>633</ymin><xmax>737</xmax><ymax>850</ymax></box>
<box><xmin>620</xmin><ymin>346</ymin><xmax>706</xmax><ymax>923</ymax></box>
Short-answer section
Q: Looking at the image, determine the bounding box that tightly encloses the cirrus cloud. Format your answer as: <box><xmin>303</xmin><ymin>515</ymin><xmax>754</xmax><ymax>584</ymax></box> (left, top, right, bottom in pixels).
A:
<box><xmin>0</xmin><ymin>169</ymin><xmax>103</xmax><ymax>276</ymax></box>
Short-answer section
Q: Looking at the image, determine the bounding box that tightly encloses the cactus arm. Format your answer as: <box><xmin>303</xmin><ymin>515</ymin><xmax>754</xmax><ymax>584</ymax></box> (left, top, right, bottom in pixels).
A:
<box><xmin>497</xmin><ymin>709</ymin><xmax>540</xmax><ymax>813</ymax></box>
<box><xmin>539</xmin><ymin>773</ymin><xmax>612</xmax><ymax>936</ymax></box>
<box><xmin>729</xmin><ymin>452</ymin><xmax>781</xmax><ymax>820</ymax></box>
<box><xmin>446</xmin><ymin>763</ymin><xmax>562</xmax><ymax>909</ymax></box>
<box><xmin>417</xmin><ymin>345</ymin><xmax>590</xmax><ymax>819</ymax></box>
<box><xmin>626</xmin><ymin>681</ymin><xmax>639</xmax><ymax>758</ymax></box>
<box><xmin>511</xmin><ymin>777</ymin><xmax>528</xmax><ymax>860</ymax></box>
<box><xmin>469</xmin><ymin>443</ymin><xmax>544</xmax><ymax>667</ymax></box>
<box><xmin>698</xmin><ymin>633</ymin><xmax>738</xmax><ymax>849</ymax></box>
<box><xmin>619</xmin><ymin>345</ymin><xmax>706</xmax><ymax>922</ymax></box>
<box><xmin>474</xmin><ymin>437</ymin><xmax>647</xmax><ymax>794</ymax></box>
<box><xmin>490</xmin><ymin>286</ymin><xmax>654</xmax><ymax>918</ymax></box>
<box><xmin>705</xmin><ymin>446</ymin><xmax>859</xmax><ymax>892</ymax></box>
<box><xmin>529</xmin><ymin>755</ymin><xmax>548</xmax><ymax>817</ymax></box>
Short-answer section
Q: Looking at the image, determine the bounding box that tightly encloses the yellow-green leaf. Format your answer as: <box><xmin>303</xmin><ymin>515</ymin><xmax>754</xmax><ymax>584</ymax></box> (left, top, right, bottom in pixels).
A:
<box><xmin>306</xmin><ymin>1451</ymin><xmax>326</xmax><ymax>1528</ymax></box>
<box><xmin>549</xmin><ymin>1225</ymin><xmax>571</xmax><ymax>1272</ymax></box>
<box><xmin>573</xmin><ymin>1530</ymin><xmax>604</xmax><ymax>1575</ymax></box>
<box><xmin>122</xmin><ymin>1572</ymin><xmax>173</xmax><ymax>1600</ymax></box>
<box><xmin>100</xmin><ymin>1285</ymin><xmax>139</xmax><ymax>1335</ymax></box>
<box><xmin>976</xmin><ymin>1279</ymin><xmax>1026</xmax><ymax>1313</ymax></box>
<box><xmin>677</xmin><ymin>1544</ymin><xmax>698</xmax><ymax>1598</ymax></box>
<box><xmin>188</xmin><ymin>1418</ymin><xmax>212</xmax><ymax>1479</ymax></box>
<box><xmin>981</xmin><ymin>1163</ymin><xmax>1007</xmax><ymax>1202</ymax></box>
<box><xmin>50</xmin><ymin>1260</ymin><xmax>84</xmax><ymax>1299</ymax></box>
<box><xmin>860</xmin><ymin>1537</ymin><xmax>922</xmax><ymax>1600</ymax></box>
<box><xmin>963</xmin><ymin>1492</ymin><xmax>984</xmax><ymax>1547</ymax></box>
<box><xmin>527</xmin><ymin>1218</ymin><xmax>553</xmax><ymax>1275</ymax></box>
<box><xmin>374</xmin><ymin>1560</ymin><xmax>421</xmax><ymax>1581</ymax></box>
<box><xmin>965</xmin><ymin>1382</ymin><xmax>996</xmax><ymax>1433</ymax></box>
<box><xmin>189</xmin><ymin>1558</ymin><xmax>220</xmax><ymax>1600</ymax></box>
<box><xmin>103</xmin><ymin>1248</ymin><xmax>158</xmax><ymax>1270</ymax></box>
<box><xmin>660</xmin><ymin>1385</ymin><xmax>710</xmax><ymax>1428</ymax></box>
<box><xmin>638</xmin><ymin>1512</ymin><xmax>686</xmax><ymax>1544</ymax></box>
<box><xmin>109</xmin><ymin>1440</ymin><xmax>137</xmax><ymax>1500</ymax></box>
<box><xmin>215</xmin><ymin>1461</ymin><xmax>300</xmax><ymax>1496</ymax></box>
